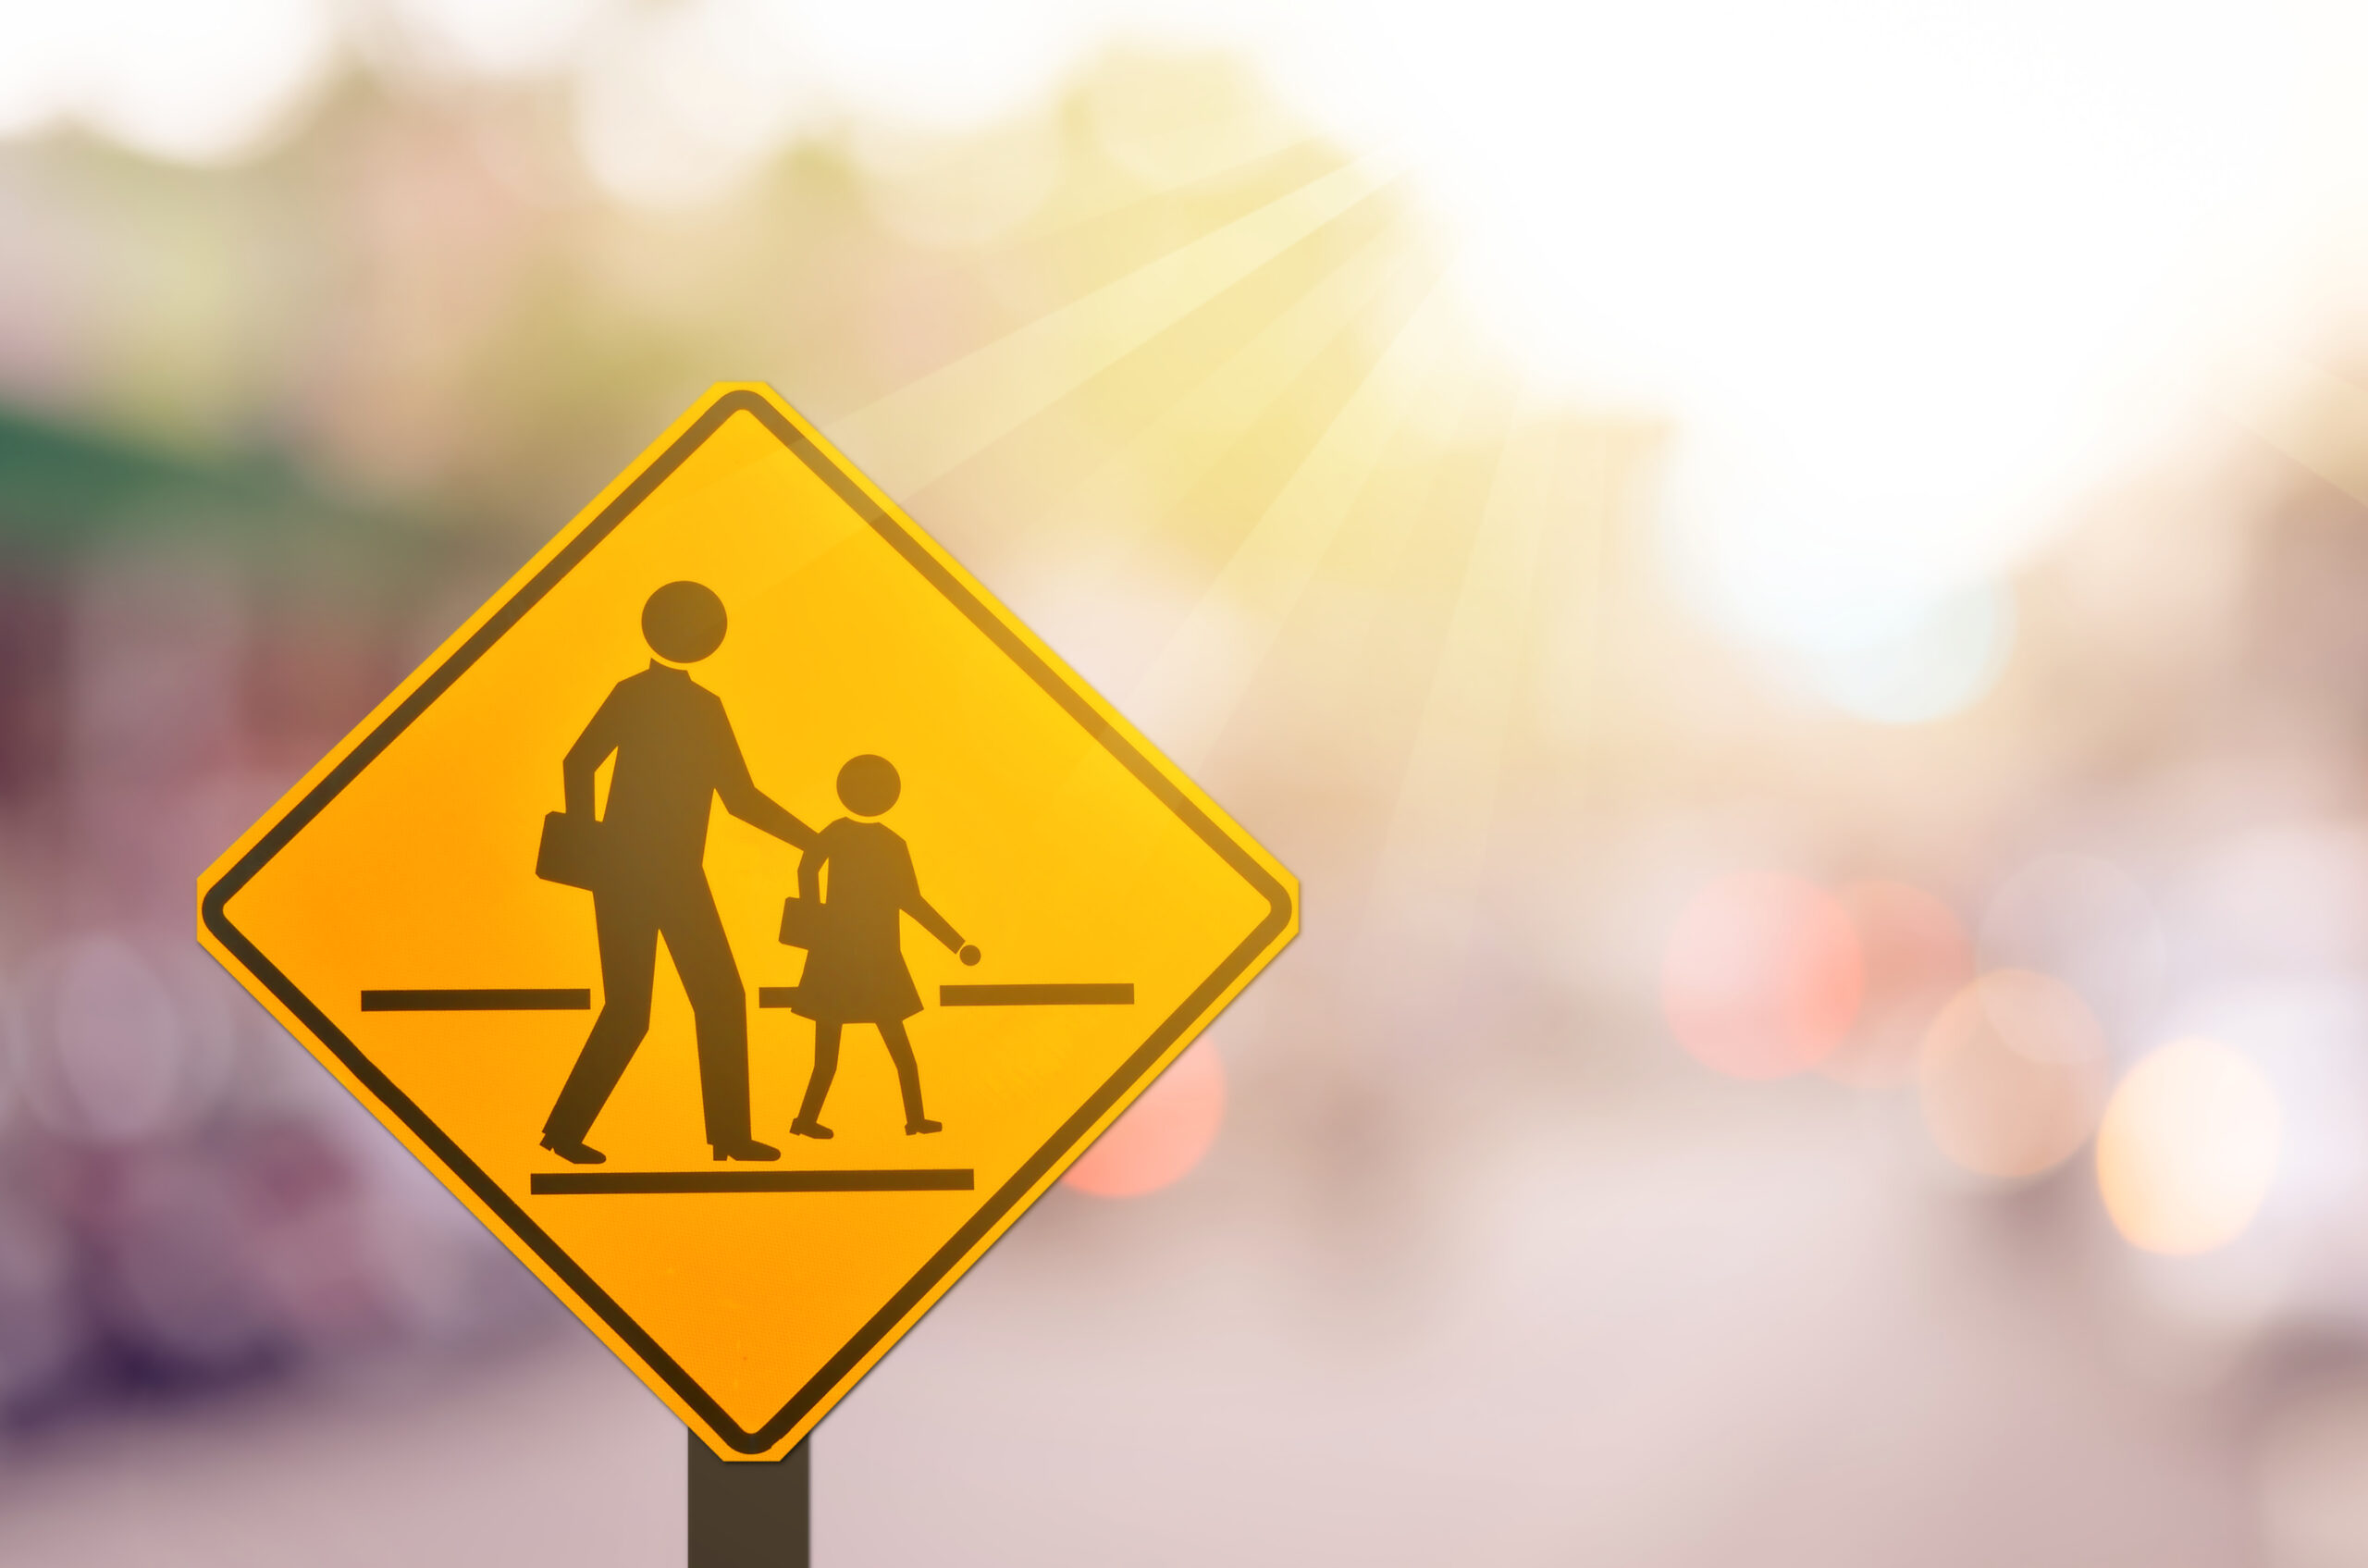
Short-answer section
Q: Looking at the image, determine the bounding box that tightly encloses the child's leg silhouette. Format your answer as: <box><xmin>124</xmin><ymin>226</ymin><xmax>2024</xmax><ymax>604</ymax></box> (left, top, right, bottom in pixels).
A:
<box><xmin>793</xmin><ymin>1021</ymin><xmax>840</xmax><ymax>1138</ymax></box>
<box><xmin>881</xmin><ymin>1019</ymin><xmax>939</xmax><ymax>1134</ymax></box>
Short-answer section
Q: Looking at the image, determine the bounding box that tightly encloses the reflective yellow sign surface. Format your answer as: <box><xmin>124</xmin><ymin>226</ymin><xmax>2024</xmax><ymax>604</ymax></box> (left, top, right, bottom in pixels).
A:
<box><xmin>197</xmin><ymin>384</ymin><xmax>1297</xmax><ymax>1460</ymax></box>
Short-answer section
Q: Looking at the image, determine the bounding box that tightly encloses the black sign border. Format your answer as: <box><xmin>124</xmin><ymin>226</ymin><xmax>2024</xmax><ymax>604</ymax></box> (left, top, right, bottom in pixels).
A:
<box><xmin>200</xmin><ymin>389</ymin><xmax>1296</xmax><ymax>1453</ymax></box>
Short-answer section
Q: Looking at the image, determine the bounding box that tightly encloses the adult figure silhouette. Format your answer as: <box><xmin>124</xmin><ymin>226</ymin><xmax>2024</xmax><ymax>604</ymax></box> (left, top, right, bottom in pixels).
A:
<box><xmin>541</xmin><ymin>582</ymin><xmax>812</xmax><ymax>1165</ymax></box>
<box><xmin>788</xmin><ymin>755</ymin><xmax>978</xmax><ymax>1140</ymax></box>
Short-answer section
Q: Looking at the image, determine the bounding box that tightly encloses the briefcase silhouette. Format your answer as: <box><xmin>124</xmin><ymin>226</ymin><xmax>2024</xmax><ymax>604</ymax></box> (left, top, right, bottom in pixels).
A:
<box><xmin>778</xmin><ymin>895</ymin><xmax>824</xmax><ymax>949</ymax></box>
<box><xmin>536</xmin><ymin>811</ymin><xmax>608</xmax><ymax>890</ymax></box>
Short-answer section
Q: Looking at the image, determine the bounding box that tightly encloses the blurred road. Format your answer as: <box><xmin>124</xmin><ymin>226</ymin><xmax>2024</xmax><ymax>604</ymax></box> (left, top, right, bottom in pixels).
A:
<box><xmin>0</xmin><ymin>1092</ymin><xmax>2260</xmax><ymax>1567</ymax></box>
<box><xmin>0</xmin><ymin>1330</ymin><xmax>680</xmax><ymax>1567</ymax></box>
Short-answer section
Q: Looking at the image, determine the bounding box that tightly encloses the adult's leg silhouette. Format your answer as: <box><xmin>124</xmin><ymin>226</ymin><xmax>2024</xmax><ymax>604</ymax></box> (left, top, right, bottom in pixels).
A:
<box><xmin>545</xmin><ymin>877</ymin><xmax>766</xmax><ymax>1156</ymax></box>
<box><xmin>545</xmin><ymin>892</ymin><xmax>660</xmax><ymax>1153</ymax></box>
<box><xmin>657</xmin><ymin>884</ymin><xmax>760</xmax><ymax>1153</ymax></box>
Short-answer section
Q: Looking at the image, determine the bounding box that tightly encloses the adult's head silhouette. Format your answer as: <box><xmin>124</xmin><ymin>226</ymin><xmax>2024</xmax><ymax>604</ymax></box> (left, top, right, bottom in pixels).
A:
<box><xmin>838</xmin><ymin>755</ymin><xmax>899</xmax><ymax>817</ymax></box>
<box><xmin>643</xmin><ymin>581</ymin><xmax>726</xmax><ymax>663</ymax></box>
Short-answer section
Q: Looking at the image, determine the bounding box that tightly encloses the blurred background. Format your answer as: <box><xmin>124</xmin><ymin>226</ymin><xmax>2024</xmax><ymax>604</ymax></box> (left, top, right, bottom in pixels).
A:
<box><xmin>6</xmin><ymin>1</ymin><xmax>2368</xmax><ymax>1562</ymax></box>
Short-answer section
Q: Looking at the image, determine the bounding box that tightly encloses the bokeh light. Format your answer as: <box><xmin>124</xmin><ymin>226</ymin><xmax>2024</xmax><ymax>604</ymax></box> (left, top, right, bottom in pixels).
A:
<box><xmin>1822</xmin><ymin>881</ymin><xmax>1975</xmax><ymax>1088</ymax></box>
<box><xmin>1919</xmin><ymin>970</ymin><xmax>2109</xmax><ymax>1180</ymax></box>
<box><xmin>1662</xmin><ymin>873</ymin><xmax>1863</xmax><ymax>1080</ymax></box>
<box><xmin>1798</xmin><ymin>580</ymin><xmax>2017</xmax><ymax>724</ymax></box>
<box><xmin>1980</xmin><ymin>854</ymin><xmax>2166</xmax><ymax>1033</ymax></box>
<box><xmin>2097</xmin><ymin>1038</ymin><xmax>2282</xmax><ymax>1256</ymax></box>
<box><xmin>374</xmin><ymin>0</ymin><xmax>598</xmax><ymax>81</ymax></box>
<box><xmin>0</xmin><ymin>0</ymin><xmax>337</xmax><ymax>162</ymax></box>
<box><xmin>1061</xmin><ymin>1043</ymin><xmax>1225</xmax><ymax>1199</ymax></box>
<box><xmin>8</xmin><ymin>935</ymin><xmax>218</xmax><ymax>1145</ymax></box>
<box><xmin>572</xmin><ymin>0</ymin><xmax>820</xmax><ymax>208</ymax></box>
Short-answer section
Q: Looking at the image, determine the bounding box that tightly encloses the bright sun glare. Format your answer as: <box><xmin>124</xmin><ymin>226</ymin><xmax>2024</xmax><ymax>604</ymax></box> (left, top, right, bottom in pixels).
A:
<box><xmin>5</xmin><ymin>0</ymin><xmax>2365</xmax><ymax>723</ymax></box>
<box><xmin>1299</xmin><ymin>0</ymin><xmax>2307</xmax><ymax>711</ymax></box>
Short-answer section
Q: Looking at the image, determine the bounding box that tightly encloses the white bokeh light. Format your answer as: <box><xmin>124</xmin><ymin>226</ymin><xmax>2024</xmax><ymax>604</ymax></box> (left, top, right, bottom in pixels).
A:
<box><xmin>574</xmin><ymin>0</ymin><xmax>825</xmax><ymax>206</ymax></box>
<box><xmin>0</xmin><ymin>11</ymin><xmax>78</xmax><ymax>137</ymax></box>
<box><xmin>0</xmin><ymin>0</ymin><xmax>339</xmax><ymax>163</ymax></box>
<box><xmin>2098</xmin><ymin>1038</ymin><xmax>2284</xmax><ymax>1256</ymax></box>
<box><xmin>375</xmin><ymin>0</ymin><xmax>604</xmax><ymax>80</ymax></box>
<box><xmin>1800</xmin><ymin>581</ymin><xmax>2016</xmax><ymax>725</ymax></box>
<box><xmin>793</xmin><ymin>0</ymin><xmax>1097</xmax><ymax>131</ymax></box>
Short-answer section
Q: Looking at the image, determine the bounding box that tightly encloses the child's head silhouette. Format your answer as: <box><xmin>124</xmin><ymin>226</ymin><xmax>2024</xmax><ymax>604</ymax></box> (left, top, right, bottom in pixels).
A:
<box><xmin>837</xmin><ymin>755</ymin><xmax>900</xmax><ymax>816</ymax></box>
<box><xmin>643</xmin><ymin>581</ymin><xmax>726</xmax><ymax>662</ymax></box>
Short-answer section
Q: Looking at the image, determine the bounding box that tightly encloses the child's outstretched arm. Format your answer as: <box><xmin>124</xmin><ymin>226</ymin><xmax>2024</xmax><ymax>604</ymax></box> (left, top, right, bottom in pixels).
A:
<box><xmin>903</xmin><ymin>885</ymin><xmax>965</xmax><ymax>954</ymax></box>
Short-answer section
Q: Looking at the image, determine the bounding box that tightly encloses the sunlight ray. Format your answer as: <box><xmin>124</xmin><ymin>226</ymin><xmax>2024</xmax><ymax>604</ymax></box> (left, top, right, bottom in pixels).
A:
<box><xmin>908</xmin><ymin>174</ymin><xmax>1410</xmax><ymax>533</ymax></box>
<box><xmin>821</xmin><ymin>152</ymin><xmax>1403</xmax><ymax>498</ymax></box>
<box><xmin>2208</xmin><ymin>338</ymin><xmax>2368</xmax><ymax>506</ymax></box>
<box><xmin>1122</xmin><ymin>277</ymin><xmax>1469</xmax><ymax>769</ymax></box>
<box><xmin>1031</xmin><ymin>220</ymin><xmax>1428</xmax><ymax>563</ymax></box>
<box><xmin>996</xmin><ymin>140</ymin><xmax>1353</xmax><ymax>314</ymax></box>
<box><xmin>845</xmin><ymin>141</ymin><xmax>1355</xmax><ymax>417</ymax></box>
<box><xmin>1363</xmin><ymin>389</ymin><xmax>1574</xmax><ymax>947</ymax></box>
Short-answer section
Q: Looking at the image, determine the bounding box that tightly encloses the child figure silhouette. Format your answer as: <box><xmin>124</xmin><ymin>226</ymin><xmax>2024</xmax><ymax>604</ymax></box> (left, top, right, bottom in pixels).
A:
<box><xmin>787</xmin><ymin>756</ymin><xmax>978</xmax><ymax>1139</ymax></box>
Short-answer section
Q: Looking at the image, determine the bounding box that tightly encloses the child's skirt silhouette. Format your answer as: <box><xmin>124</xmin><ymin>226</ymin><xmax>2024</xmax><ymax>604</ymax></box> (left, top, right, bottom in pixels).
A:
<box><xmin>791</xmin><ymin>817</ymin><xmax>924</xmax><ymax>1023</ymax></box>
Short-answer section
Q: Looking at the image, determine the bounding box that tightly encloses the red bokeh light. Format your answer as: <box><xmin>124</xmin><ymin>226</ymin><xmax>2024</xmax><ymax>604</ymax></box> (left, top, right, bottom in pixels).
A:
<box><xmin>1062</xmin><ymin>1044</ymin><xmax>1227</xmax><ymax>1199</ymax></box>
<box><xmin>1821</xmin><ymin>880</ymin><xmax>1976</xmax><ymax>1087</ymax></box>
<box><xmin>1661</xmin><ymin>872</ymin><xmax>1864</xmax><ymax>1079</ymax></box>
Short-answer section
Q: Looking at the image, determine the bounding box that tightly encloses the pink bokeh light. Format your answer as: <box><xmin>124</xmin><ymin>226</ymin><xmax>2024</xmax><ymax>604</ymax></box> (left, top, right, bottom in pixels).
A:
<box><xmin>1662</xmin><ymin>872</ymin><xmax>1865</xmax><ymax>1080</ymax></box>
<box><xmin>1062</xmin><ymin>1044</ymin><xmax>1226</xmax><ymax>1199</ymax></box>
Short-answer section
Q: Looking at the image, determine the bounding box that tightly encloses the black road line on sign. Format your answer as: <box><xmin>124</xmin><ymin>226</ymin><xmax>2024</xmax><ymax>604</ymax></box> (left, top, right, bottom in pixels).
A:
<box><xmin>532</xmin><ymin>1169</ymin><xmax>973</xmax><ymax>1195</ymax></box>
<box><xmin>199</xmin><ymin>389</ymin><xmax>1294</xmax><ymax>1456</ymax></box>
<box><xmin>939</xmin><ymin>983</ymin><xmax>1133</xmax><ymax>1006</ymax></box>
<box><xmin>362</xmin><ymin>989</ymin><xmax>591</xmax><ymax>1011</ymax></box>
<box><xmin>758</xmin><ymin>984</ymin><xmax>1134</xmax><ymax>1007</ymax></box>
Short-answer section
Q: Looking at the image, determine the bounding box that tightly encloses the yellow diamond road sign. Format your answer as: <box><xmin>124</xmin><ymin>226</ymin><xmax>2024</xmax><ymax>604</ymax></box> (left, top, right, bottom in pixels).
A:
<box><xmin>196</xmin><ymin>384</ymin><xmax>1297</xmax><ymax>1460</ymax></box>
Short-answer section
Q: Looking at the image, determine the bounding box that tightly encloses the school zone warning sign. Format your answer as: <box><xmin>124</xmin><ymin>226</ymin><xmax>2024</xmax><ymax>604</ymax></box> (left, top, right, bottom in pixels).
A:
<box><xmin>198</xmin><ymin>384</ymin><xmax>1297</xmax><ymax>1459</ymax></box>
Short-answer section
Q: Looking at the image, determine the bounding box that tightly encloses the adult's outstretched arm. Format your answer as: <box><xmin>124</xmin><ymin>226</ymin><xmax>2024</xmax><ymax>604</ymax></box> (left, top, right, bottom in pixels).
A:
<box><xmin>713</xmin><ymin>716</ymin><xmax>816</xmax><ymax>848</ymax></box>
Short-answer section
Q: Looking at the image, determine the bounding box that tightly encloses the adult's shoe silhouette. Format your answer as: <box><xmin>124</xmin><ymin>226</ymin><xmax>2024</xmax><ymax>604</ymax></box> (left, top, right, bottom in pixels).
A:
<box><xmin>542</xmin><ymin>1134</ymin><xmax>607</xmax><ymax>1165</ymax></box>
<box><xmin>906</xmin><ymin>1118</ymin><xmax>943</xmax><ymax>1136</ymax></box>
<box><xmin>711</xmin><ymin>1139</ymin><xmax>782</xmax><ymax>1162</ymax></box>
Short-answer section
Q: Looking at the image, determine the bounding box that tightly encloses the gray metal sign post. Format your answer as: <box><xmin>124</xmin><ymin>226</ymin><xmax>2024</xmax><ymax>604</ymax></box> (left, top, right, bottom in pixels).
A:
<box><xmin>688</xmin><ymin>1432</ymin><xmax>809</xmax><ymax>1567</ymax></box>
